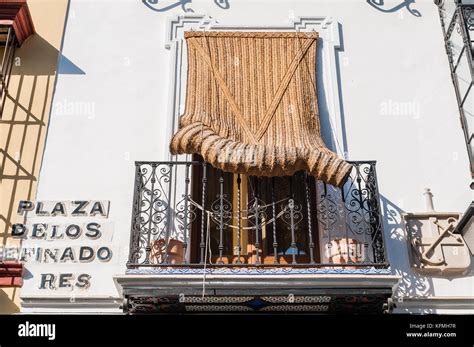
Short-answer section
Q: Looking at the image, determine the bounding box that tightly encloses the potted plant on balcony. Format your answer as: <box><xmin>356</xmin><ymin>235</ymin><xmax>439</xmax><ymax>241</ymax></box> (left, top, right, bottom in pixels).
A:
<box><xmin>327</xmin><ymin>238</ymin><xmax>364</xmax><ymax>266</ymax></box>
<box><xmin>149</xmin><ymin>238</ymin><xmax>184</xmax><ymax>265</ymax></box>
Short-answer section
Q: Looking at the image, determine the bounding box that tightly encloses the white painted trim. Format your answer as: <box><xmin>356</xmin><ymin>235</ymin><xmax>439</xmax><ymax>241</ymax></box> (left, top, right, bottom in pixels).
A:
<box><xmin>20</xmin><ymin>296</ymin><xmax>122</xmax><ymax>312</ymax></box>
<box><xmin>164</xmin><ymin>14</ymin><xmax>347</xmax><ymax>161</ymax></box>
<box><xmin>115</xmin><ymin>274</ymin><xmax>400</xmax><ymax>290</ymax></box>
<box><xmin>394</xmin><ymin>296</ymin><xmax>474</xmax><ymax>311</ymax></box>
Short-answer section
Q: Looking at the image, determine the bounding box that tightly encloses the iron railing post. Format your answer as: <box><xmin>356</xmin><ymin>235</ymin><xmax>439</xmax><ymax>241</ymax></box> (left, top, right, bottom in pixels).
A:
<box><xmin>127</xmin><ymin>162</ymin><xmax>143</xmax><ymax>267</ymax></box>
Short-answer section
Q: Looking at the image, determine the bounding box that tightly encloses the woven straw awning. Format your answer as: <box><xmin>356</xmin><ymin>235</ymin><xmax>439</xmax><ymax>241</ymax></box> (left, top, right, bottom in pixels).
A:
<box><xmin>170</xmin><ymin>31</ymin><xmax>352</xmax><ymax>187</ymax></box>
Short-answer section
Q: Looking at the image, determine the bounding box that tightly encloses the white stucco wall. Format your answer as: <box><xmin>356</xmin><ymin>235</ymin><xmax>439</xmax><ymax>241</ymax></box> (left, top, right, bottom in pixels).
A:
<box><xmin>21</xmin><ymin>0</ymin><xmax>473</xmax><ymax>313</ymax></box>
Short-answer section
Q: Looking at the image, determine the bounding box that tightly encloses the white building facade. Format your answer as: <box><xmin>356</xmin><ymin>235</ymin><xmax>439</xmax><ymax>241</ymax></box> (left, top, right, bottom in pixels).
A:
<box><xmin>13</xmin><ymin>0</ymin><xmax>474</xmax><ymax>314</ymax></box>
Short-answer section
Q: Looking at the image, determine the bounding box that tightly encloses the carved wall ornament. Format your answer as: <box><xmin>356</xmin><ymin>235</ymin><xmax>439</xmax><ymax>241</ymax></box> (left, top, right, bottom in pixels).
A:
<box><xmin>403</xmin><ymin>189</ymin><xmax>471</xmax><ymax>275</ymax></box>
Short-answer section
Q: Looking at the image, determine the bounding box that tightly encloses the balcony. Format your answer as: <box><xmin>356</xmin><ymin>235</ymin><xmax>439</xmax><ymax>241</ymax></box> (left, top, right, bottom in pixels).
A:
<box><xmin>437</xmin><ymin>1</ymin><xmax>474</xmax><ymax>174</ymax></box>
<box><xmin>116</xmin><ymin>160</ymin><xmax>398</xmax><ymax>313</ymax></box>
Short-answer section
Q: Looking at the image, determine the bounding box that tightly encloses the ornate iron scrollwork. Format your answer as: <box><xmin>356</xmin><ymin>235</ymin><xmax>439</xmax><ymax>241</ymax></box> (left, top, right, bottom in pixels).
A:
<box><xmin>175</xmin><ymin>194</ymin><xmax>197</xmax><ymax>243</ymax></box>
<box><xmin>128</xmin><ymin>161</ymin><xmax>387</xmax><ymax>268</ymax></box>
<box><xmin>463</xmin><ymin>6</ymin><xmax>474</xmax><ymax>31</ymax></box>
<box><xmin>210</xmin><ymin>194</ymin><xmax>233</xmax><ymax>226</ymax></box>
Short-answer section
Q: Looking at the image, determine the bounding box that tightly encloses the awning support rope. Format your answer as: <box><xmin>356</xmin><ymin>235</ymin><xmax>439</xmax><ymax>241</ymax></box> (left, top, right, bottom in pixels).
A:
<box><xmin>187</xmin><ymin>197</ymin><xmax>290</xmax><ymax>230</ymax></box>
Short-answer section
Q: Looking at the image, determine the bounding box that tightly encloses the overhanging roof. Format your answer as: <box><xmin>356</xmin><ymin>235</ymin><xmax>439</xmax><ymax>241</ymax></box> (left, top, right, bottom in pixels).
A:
<box><xmin>0</xmin><ymin>0</ymin><xmax>34</xmax><ymax>45</ymax></box>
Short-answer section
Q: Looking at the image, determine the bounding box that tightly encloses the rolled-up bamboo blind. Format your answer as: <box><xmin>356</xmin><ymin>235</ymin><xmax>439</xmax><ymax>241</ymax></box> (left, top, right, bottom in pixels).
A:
<box><xmin>170</xmin><ymin>31</ymin><xmax>352</xmax><ymax>187</ymax></box>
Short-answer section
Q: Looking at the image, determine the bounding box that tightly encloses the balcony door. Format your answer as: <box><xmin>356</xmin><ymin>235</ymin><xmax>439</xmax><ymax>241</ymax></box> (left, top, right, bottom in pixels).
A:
<box><xmin>190</xmin><ymin>155</ymin><xmax>320</xmax><ymax>265</ymax></box>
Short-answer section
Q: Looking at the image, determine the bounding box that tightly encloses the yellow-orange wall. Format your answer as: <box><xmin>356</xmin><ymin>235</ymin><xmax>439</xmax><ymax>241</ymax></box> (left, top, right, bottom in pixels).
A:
<box><xmin>0</xmin><ymin>0</ymin><xmax>69</xmax><ymax>314</ymax></box>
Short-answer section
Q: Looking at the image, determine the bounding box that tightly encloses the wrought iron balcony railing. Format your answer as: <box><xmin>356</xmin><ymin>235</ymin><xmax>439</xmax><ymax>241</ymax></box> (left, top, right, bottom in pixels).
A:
<box><xmin>127</xmin><ymin>160</ymin><xmax>388</xmax><ymax>268</ymax></box>
<box><xmin>437</xmin><ymin>1</ymin><xmax>474</xmax><ymax>174</ymax></box>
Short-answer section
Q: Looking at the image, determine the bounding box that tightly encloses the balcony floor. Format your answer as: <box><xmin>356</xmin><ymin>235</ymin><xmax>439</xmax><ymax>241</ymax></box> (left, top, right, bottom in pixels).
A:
<box><xmin>115</xmin><ymin>268</ymin><xmax>399</xmax><ymax>314</ymax></box>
